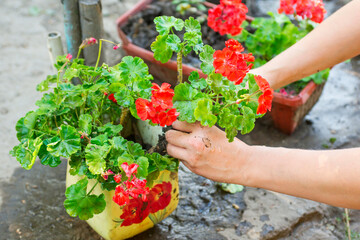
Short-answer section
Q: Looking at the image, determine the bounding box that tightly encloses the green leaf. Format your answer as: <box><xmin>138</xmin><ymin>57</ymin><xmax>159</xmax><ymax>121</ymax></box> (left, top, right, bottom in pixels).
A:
<box><xmin>199</xmin><ymin>45</ymin><xmax>215</xmax><ymax>75</ymax></box>
<box><xmin>166</xmin><ymin>34</ymin><xmax>181</xmax><ymax>52</ymax></box>
<box><xmin>47</xmin><ymin>125</ymin><xmax>81</xmax><ymax>158</ymax></box>
<box><xmin>219</xmin><ymin>183</ymin><xmax>244</xmax><ymax>193</ymax></box>
<box><xmin>38</xmin><ymin>139</ymin><xmax>61</xmax><ymax>167</ymax></box>
<box><xmin>184</xmin><ymin>17</ymin><xmax>201</xmax><ymax>33</ymax></box>
<box><xmin>114</xmin><ymin>90</ymin><xmax>134</xmax><ymax>107</ymax></box>
<box><xmin>15</xmin><ymin>138</ymin><xmax>43</xmax><ymax>170</ymax></box>
<box><xmin>239</xmin><ymin>107</ymin><xmax>255</xmax><ymax>134</ymax></box>
<box><xmin>218</xmin><ymin>108</ymin><xmax>241</xmax><ymax>142</ymax></box>
<box><xmin>188</xmin><ymin>71</ymin><xmax>207</xmax><ymax>90</ymax></box>
<box><xmin>127</xmin><ymin>142</ymin><xmax>145</xmax><ymax>158</ymax></box>
<box><xmin>15</xmin><ymin>111</ymin><xmax>37</xmax><ymax>141</ymax></box>
<box><xmin>64</xmin><ymin>179</ymin><xmax>106</xmax><ymax>220</ymax></box>
<box><xmin>194</xmin><ymin>99</ymin><xmax>217</xmax><ymax>127</ymax></box>
<box><xmin>151</xmin><ymin>35</ymin><xmax>173</xmax><ymax>64</ymax></box>
<box><xmin>36</xmin><ymin>75</ymin><xmax>57</xmax><ymax>92</ymax></box>
<box><xmin>135</xmin><ymin>156</ymin><xmax>149</xmax><ymax>179</ymax></box>
<box><xmin>69</xmin><ymin>154</ymin><xmax>88</xmax><ymax>176</ymax></box>
<box><xmin>85</xmin><ymin>144</ymin><xmax>111</xmax><ymax>175</ymax></box>
<box><xmin>90</xmin><ymin>134</ymin><xmax>109</xmax><ymax>146</ymax></box>
<box><xmin>63</xmin><ymin>67</ymin><xmax>80</xmax><ymax>81</ymax></box>
<box><xmin>109</xmin><ymin>136</ymin><xmax>127</xmax><ymax>151</ymax></box>
<box><xmin>117</xmin><ymin>152</ymin><xmax>134</xmax><ymax>168</ymax></box>
<box><xmin>79</xmin><ymin>114</ymin><xmax>93</xmax><ymax>135</ymax></box>
<box><xmin>119</xmin><ymin>56</ymin><xmax>150</xmax><ymax>83</ymax></box>
<box><xmin>184</xmin><ymin>31</ymin><xmax>203</xmax><ymax>53</ymax></box>
<box><xmin>35</xmin><ymin>93</ymin><xmax>58</xmax><ymax>115</ymax></box>
<box><xmin>208</xmin><ymin>72</ymin><xmax>227</xmax><ymax>94</ymax></box>
<box><xmin>174</xmin><ymin>100</ymin><xmax>199</xmax><ymax>123</ymax></box>
<box><xmin>154</xmin><ymin>16</ymin><xmax>184</xmax><ymax>35</ymax></box>
<box><xmin>183</xmin><ymin>17</ymin><xmax>203</xmax><ymax>52</ymax></box>
<box><xmin>173</xmin><ymin>82</ymin><xmax>199</xmax><ymax>101</ymax></box>
<box><xmin>98</xmin><ymin>123</ymin><xmax>123</xmax><ymax>137</ymax></box>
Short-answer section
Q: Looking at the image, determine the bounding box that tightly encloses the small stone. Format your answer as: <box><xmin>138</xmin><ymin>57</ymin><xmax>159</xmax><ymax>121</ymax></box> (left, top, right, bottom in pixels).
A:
<box><xmin>21</xmin><ymin>199</ymin><xmax>26</xmax><ymax>204</ymax></box>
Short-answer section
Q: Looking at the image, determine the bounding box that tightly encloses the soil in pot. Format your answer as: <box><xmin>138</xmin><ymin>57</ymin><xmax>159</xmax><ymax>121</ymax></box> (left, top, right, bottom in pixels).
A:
<box><xmin>121</xmin><ymin>0</ymin><xmax>227</xmax><ymax>69</ymax></box>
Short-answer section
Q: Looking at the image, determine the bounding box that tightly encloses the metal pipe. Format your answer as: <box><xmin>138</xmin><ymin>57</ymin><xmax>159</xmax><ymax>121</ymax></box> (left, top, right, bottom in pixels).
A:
<box><xmin>47</xmin><ymin>31</ymin><xmax>64</xmax><ymax>69</ymax></box>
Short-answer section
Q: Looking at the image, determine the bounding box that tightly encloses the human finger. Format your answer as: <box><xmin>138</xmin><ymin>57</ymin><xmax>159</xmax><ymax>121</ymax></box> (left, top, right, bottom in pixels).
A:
<box><xmin>172</xmin><ymin>120</ymin><xmax>197</xmax><ymax>133</ymax></box>
<box><xmin>166</xmin><ymin>143</ymin><xmax>190</xmax><ymax>162</ymax></box>
<box><xmin>165</xmin><ymin>129</ymin><xmax>191</xmax><ymax>149</ymax></box>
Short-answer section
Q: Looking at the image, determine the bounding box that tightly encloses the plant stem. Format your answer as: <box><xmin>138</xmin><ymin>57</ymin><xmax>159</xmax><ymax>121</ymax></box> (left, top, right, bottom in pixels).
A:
<box><xmin>76</xmin><ymin>47</ymin><xmax>83</xmax><ymax>59</ymax></box>
<box><xmin>87</xmin><ymin>181</ymin><xmax>99</xmax><ymax>195</ymax></box>
<box><xmin>120</xmin><ymin>108</ymin><xmax>130</xmax><ymax>127</ymax></box>
<box><xmin>94</xmin><ymin>39</ymin><xmax>103</xmax><ymax>70</ymax></box>
<box><xmin>177</xmin><ymin>50</ymin><xmax>183</xmax><ymax>84</ymax></box>
<box><xmin>345</xmin><ymin>208</ymin><xmax>352</xmax><ymax>240</ymax></box>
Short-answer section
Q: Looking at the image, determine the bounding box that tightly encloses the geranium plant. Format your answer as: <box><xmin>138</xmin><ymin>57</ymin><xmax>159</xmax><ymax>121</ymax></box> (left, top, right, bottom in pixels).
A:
<box><xmin>10</xmin><ymin>15</ymin><xmax>272</xmax><ymax>230</ymax></box>
<box><xmin>10</xmin><ymin>37</ymin><xmax>178</xmax><ymax>223</ymax></box>
<box><xmin>208</xmin><ymin>0</ymin><xmax>329</xmax><ymax>94</ymax></box>
<box><xmin>150</xmin><ymin>16</ymin><xmax>273</xmax><ymax>141</ymax></box>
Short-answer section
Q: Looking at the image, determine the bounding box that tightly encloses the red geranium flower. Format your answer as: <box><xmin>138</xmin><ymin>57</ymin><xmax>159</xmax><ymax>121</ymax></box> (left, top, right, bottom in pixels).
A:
<box><xmin>151</xmin><ymin>83</ymin><xmax>174</xmax><ymax>110</ymax></box>
<box><xmin>213</xmin><ymin>39</ymin><xmax>254</xmax><ymax>85</ymax></box>
<box><xmin>121</xmin><ymin>162</ymin><xmax>139</xmax><ymax>178</ymax></box>
<box><xmin>278</xmin><ymin>0</ymin><xmax>326</xmax><ymax>23</ymax></box>
<box><xmin>254</xmin><ymin>75</ymin><xmax>273</xmax><ymax>115</ymax></box>
<box><xmin>135</xmin><ymin>98</ymin><xmax>156</xmax><ymax>121</ymax></box>
<box><xmin>208</xmin><ymin>0</ymin><xmax>248</xmax><ymax>36</ymax></box>
<box><xmin>120</xmin><ymin>198</ymin><xmax>150</xmax><ymax>227</ymax></box>
<box><xmin>257</xmin><ymin>89</ymin><xmax>273</xmax><ymax>115</ymax></box>
<box><xmin>158</xmin><ymin>108</ymin><xmax>180</xmax><ymax>127</ymax></box>
<box><xmin>113</xmin><ymin>185</ymin><xmax>130</xmax><ymax>206</ymax></box>
<box><xmin>148</xmin><ymin>182</ymin><xmax>172</xmax><ymax>213</ymax></box>
<box><xmin>108</xmin><ymin>93</ymin><xmax>117</xmax><ymax>104</ymax></box>
<box><xmin>255</xmin><ymin>75</ymin><xmax>270</xmax><ymax>92</ymax></box>
<box><xmin>135</xmin><ymin>83</ymin><xmax>178</xmax><ymax>127</ymax></box>
<box><xmin>114</xmin><ymin>174</ymin><xmax>122</xmax><ymax>183</ymax></box>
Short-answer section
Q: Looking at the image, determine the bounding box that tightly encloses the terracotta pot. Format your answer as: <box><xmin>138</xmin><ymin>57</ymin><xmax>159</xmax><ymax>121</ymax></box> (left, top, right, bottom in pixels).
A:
<box><xmin>66</xmin><ymin>164</ymin><xmax>179</xmax><ymax>240</ymax></box>
<box><xmin>271</xmin><ymin>82</ymin><xmax>325</xmax><ymax>134</ymax></box>
<box><xmin>116</xmin><ymin>0</ymin><xmax>324</xmax><ymax>134</ymax></box>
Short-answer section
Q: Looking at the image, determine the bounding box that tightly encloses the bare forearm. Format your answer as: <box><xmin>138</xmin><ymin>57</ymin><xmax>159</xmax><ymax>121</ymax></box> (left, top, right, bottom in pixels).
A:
<box><xmin>241</xmin><ymin>145</ymin><xmax>360</xmax><ymax>209</ymax></box>
<box><xmin>254</xmin><ymin>0</ymin><xmax>360</xmax><ymax>89</ymax></box>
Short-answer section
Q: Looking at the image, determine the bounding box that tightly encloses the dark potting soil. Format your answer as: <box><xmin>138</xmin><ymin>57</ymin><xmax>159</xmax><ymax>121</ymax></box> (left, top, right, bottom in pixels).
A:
<box><xmin>121</xmin><ymin>0</ymin><xmax>228</xmax><ymax>68</ymax></box>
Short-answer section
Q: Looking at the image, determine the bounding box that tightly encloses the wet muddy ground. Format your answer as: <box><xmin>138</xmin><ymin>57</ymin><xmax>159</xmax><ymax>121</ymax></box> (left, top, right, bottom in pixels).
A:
<box><xmin>1</xmin><ymin>0</ymin><xmax>359</xmax><ymax>239</ymax></box>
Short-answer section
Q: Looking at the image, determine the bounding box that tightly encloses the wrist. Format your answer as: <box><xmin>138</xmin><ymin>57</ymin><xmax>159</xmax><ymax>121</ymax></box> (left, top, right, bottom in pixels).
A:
<box><xmin>229</xmin><ymin>140</ymin><xmax>260</xmax><ymax>187</ymax></box>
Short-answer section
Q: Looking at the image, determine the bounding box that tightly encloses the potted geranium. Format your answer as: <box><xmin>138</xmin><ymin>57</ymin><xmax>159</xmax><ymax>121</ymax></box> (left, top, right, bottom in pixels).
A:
<box><xmin>10</xmin><ymin>16</ymin><xmax>273</xmax><ymax>239</ymax></box>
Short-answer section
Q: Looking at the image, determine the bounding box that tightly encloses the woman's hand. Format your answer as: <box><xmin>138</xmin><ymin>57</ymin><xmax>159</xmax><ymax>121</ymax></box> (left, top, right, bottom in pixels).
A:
<box><xmin>165</xmin><ymin>120</ymin><xmax>252</xmax><ymax>184</ymax></box>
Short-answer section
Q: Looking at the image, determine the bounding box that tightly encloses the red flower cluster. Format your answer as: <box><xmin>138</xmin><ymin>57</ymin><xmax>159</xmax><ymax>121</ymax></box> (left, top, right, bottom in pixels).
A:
<box><xmin>208</xmin><ymin>0</ymin><xmax>248</xmax><ymax>36</ymax></box>
<box><xmin>213</xmin><ymin>39</ymin><xmax>254</xmax><ymax>85</ymax></box>
<box><xmin>112</xmin><ymin>163</ymin><xmax>149</xmax><ymax>206</ymax></box>
<box><xmin>135</xmin><ymin>83</ymin><xmax>179</xmax><ymax>127</ymax></box>
<box><xmin>104</xmin><ymin>92</ymin><xmax>117</xmax><ymax>104</ymax></box>
<box><xmin>254</xmin><ymin>75</ymin><xmax>273</xmax><ymax>115</ymax></box>
<box><xmin>278</xmin><ymin>0</ymin><xmax>326</xmax><ymax>23</ymax></box>
<box><xmin>119</xmin><ymin>181</ymin><xmax>172</xmax><ymax>227</ymax></box>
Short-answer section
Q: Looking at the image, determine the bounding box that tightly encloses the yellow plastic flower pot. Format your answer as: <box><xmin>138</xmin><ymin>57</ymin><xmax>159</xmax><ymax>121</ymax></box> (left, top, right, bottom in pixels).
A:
<box><xmin>66</xmin><ymin>163</ymin><xmax>179</xmax><ymax>240</ymax></box>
